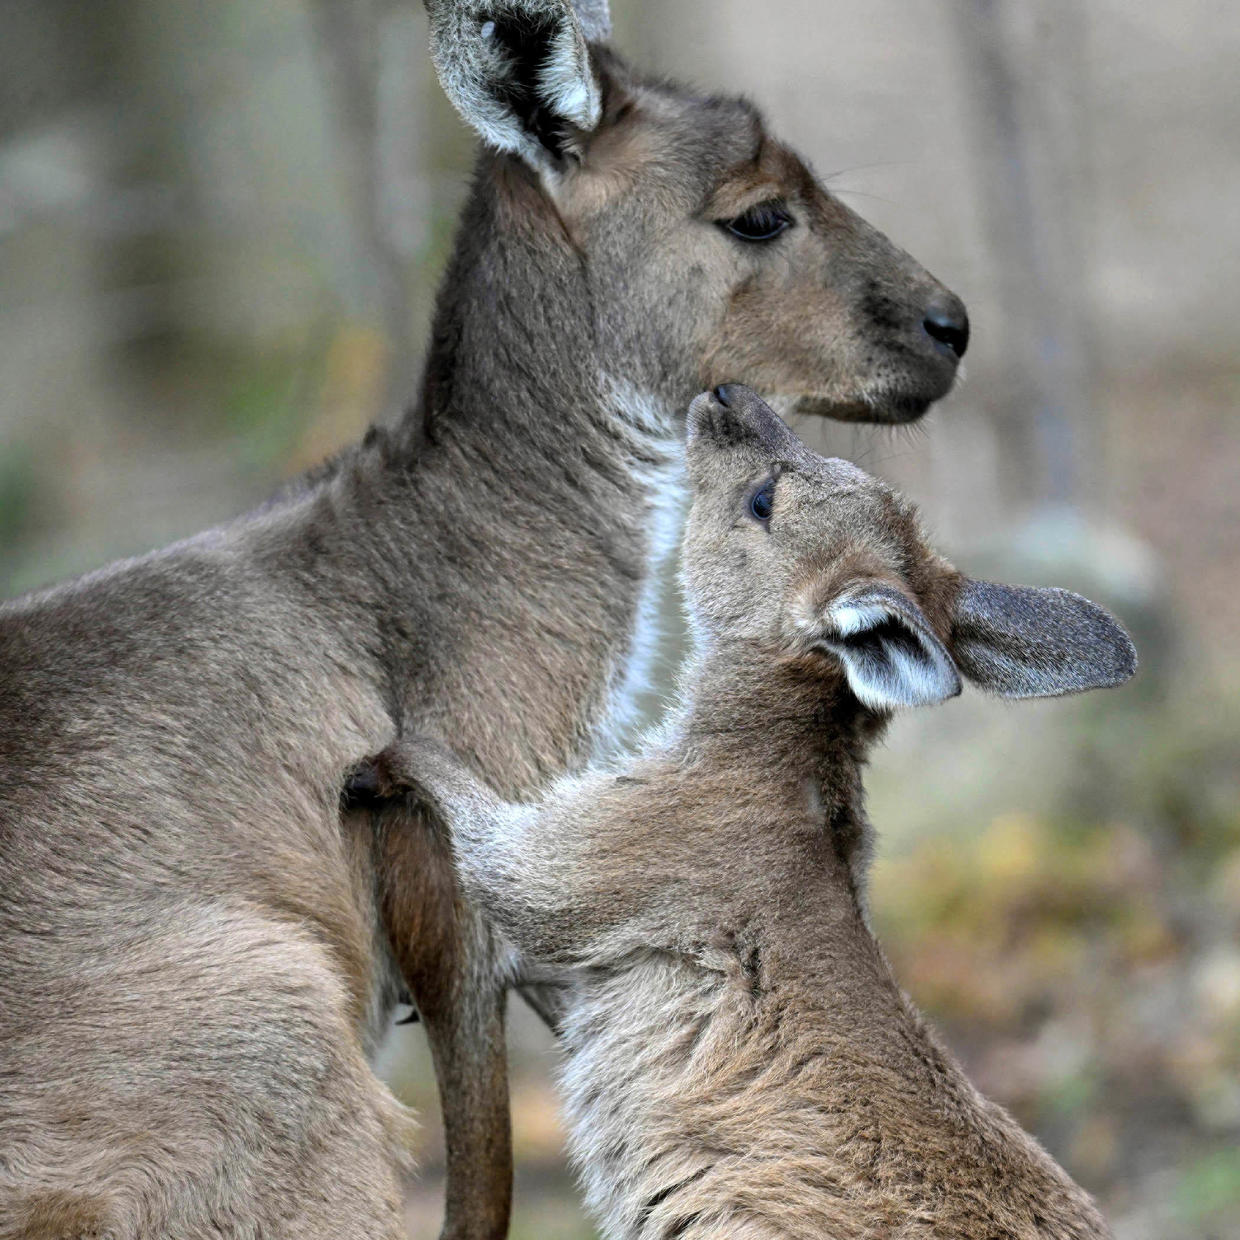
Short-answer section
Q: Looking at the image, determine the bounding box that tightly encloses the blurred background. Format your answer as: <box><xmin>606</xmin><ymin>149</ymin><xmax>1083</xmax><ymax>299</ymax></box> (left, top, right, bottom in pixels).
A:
<box><xmin>1</xmin><ymin>0</ymin><xmax>1237</xmax><ymax>1236</ymax></box>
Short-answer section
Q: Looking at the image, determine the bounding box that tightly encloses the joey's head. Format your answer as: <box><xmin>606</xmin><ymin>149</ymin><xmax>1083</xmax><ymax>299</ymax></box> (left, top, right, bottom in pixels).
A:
<box><xmin>684</xmin><ymin>385</ymin><xmax>1138</xmax><ymax>714</ymax></box>
<box><xmin>425</xmin><ymin>0</ymin><xmax>965</xmax><ymax>422</ymax></box>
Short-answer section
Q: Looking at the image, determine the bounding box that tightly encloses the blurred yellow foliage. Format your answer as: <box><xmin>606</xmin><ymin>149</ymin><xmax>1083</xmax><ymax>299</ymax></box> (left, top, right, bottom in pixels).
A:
<box><xmin>289</xmin><ymin>323</ymin><xmax>391</xmax><ymax>471</ymax></box>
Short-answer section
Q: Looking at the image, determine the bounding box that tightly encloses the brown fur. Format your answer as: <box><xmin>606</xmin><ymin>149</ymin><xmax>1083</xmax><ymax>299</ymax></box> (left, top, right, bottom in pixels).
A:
<box><xmin>398</xmin><ymin>31</ymin><xmax>969</xmax><ymax>1230</ymax></box>
<box><xmin>377</xmin><ymin>387</ymin><xmax>1131</xmax><ymax>1238</ymax></box>
<box><xmin>0</xmin><ymin>3</ymin><xmax>970</xmax><ymax>1234</ymax></box>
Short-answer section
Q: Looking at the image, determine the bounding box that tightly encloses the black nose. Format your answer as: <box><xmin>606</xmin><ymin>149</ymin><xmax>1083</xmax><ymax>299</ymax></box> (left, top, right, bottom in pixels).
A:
<box><xmin>713</xmin><ymin>384</ymin><xmax>734</xmax><ymax>408</ymax></box>
<box><xmin>922</xmin><ymin>296</ymin><xmax>970</xmax><ymax>359</ymax></box>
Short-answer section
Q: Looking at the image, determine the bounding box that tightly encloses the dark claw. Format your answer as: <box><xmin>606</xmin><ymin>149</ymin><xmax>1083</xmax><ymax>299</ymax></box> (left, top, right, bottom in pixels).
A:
<box><xmin>342</xmin><ymin>753</ymin><xmax>400</xmax><ymax>810</ymax></box>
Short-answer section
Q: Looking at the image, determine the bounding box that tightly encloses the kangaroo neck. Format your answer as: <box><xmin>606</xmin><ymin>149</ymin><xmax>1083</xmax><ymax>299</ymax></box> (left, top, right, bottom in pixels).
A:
<box><xmin>408</xmin><ymin>152</ymin><xmax>695</xmax><ymax>455</ymax></box>
<box><xmin>325</xmin><ymin>158</ymin><xmax>691</xmax><ymax>797</ymax></box>
<box><xmin>669</xmin><ymin>642</ymin><xmax>881</xmax><ymax>819</ymax></box>
<box><xmin>634</xmin><ymin>644</ymin><xmax>901</xmax><ymax>1005</ymax></box>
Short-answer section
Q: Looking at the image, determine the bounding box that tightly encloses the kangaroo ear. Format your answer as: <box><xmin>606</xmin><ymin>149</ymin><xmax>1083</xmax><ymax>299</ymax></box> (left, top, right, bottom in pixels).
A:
<box><xmin>424</xmin><ymin>0</ymin><xmax>603</xmax><ymax>171</ymax></box>
<box><xmin>811</xmin><ymin>582</ymin><xmax>962</xmax><ymax>711</ymax></box>
<box><xmin>570</xmin><ymin>0</ymin><xmax>611</xmax><ymax>41</ymax></box>
<box><xmin>952</xmin><ymin>579</ymin><xmax>1138</xmax><ymax>699</ymax></box>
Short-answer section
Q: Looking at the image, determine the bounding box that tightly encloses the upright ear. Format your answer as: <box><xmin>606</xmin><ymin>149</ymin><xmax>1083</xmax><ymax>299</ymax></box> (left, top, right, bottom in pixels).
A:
<box><xmin>570</xmin><ymin>0</ymin><xmax>612</xmax><ymax>41</ymax></box>
<box><xmin>952</xmin><ymin>579</ymin><xmax>1137</xmax><ymax>699</ymax></box>
<box><xmin>809</xmin><ymin>582</ymin><xmax>962</xmax><ymax>712</ymax></box>
<box><xmin>424</xmin><ymin>0</ymin><xmax>604</xmax><ymax>171</ymax></box>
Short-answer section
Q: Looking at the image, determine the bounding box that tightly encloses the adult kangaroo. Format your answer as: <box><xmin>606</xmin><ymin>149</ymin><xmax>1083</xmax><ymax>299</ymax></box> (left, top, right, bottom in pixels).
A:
<box><xmin>0</xmin><ymin>2</ymin><xmax>967</xmax><ymax>1238</ymax></box>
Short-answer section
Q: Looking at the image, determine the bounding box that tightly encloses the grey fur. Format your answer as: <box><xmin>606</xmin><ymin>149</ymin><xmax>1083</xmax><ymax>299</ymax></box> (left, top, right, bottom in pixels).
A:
<box><xmin>422</xmin><ymin>0</ymin><xmax>602</xmax><ymax>170</ymax></box>
<box><xmin>571</xmin><ymin>0</ymin><xmax>611</xmax><ymax>42</ymax></box>
<box><xmin>0</xmin><ymin>10</ymin><xmax>969</xmax><ymax>1237</ymax></box>
<box><xmin>953</xmin><ymin>579</ymin><xmax>1138</xmax><ymax>698</ymax></box>
<box><xmin>816</xmin><ymin>580</ymin><xmax>963</xmax><ymax>709</ymax></box>
<box><xmin>385</xmin><ymin>386</ymin><xmax>1129</xmax><ymax>1239</ymax></box>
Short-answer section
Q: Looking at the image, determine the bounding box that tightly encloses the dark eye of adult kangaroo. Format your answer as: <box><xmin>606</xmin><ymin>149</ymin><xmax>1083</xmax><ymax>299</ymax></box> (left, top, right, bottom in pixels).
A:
<box><xmin>0</xmin><ymin>2</ymin><xmax>967</xmax><ymax>1238</ymax></box>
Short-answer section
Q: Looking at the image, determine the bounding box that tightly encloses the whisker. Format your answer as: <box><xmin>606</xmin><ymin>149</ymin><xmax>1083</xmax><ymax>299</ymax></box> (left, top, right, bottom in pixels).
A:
<box><xmin>822</xmin><ymin>160</ymin><xmax>913</xmax><ymax>183</ymax></box>
<box><xmin>830</xmin><ymin>189</ymin><xmax>897</xmax><ymax>207</ymax></box>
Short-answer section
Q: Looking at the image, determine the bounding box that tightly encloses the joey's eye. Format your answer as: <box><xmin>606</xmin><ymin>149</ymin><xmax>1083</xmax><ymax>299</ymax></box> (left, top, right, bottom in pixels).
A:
<box><xmin>749</xmin><ymin>479</ymin><xmax>776</xmax><ymax>523</ymax></box>
<box><xmin>720</xmin><ymin>202</ymin><xmax>793</xmax><ymax>243</ymax></box>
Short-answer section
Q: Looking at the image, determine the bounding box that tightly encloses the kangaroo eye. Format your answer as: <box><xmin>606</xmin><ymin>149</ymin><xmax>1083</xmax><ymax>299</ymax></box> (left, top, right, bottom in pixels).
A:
<box><xmin>749</xmin><ymin>478</ymin><xmax>776</xmax><ymax>523</ymax></box>
<box><xmin>720</xmin><ymin>202</ymin><xmax>793</xmax><ymax>243</ymax></box>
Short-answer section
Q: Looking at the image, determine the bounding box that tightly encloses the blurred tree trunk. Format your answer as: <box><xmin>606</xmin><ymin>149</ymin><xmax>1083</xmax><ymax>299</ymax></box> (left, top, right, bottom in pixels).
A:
<box><xmin>307</xmin><ymin>0</ymin><xmax>426</xmax><ymax>417</ymax></box>
<box><xmin>951</xmin><ymin>0</ymin><xmax>1097</xmax><ymax>516</ymax></box>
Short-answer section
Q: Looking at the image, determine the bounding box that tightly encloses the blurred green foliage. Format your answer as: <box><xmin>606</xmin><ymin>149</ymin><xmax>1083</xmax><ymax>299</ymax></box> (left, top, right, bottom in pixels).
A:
<box><xmin>0</xmin><ymin>445</ymin><xmax>41</xmax><ymax>548</ymax></box>
<box><xmin>872</xmin><ymin>689</ymin><xmax>1240</xmax><ymax>1237</ymax></box>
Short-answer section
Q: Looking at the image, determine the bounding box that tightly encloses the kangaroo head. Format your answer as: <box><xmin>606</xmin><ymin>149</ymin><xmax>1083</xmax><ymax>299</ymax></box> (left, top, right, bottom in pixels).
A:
<box><xmin>683</xmin><ymin>384</ymin><xmax>1138</xmax><ymax>711</ymax></box>
<box><xmin>424</xmin><ymin>0</ymin><xmax>966</xmax><ymax>423</ymax></box>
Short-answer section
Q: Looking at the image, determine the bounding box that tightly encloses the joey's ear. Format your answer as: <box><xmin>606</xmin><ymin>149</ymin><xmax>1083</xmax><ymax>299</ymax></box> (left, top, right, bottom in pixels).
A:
<box><xmin>952</xmin><ymin>579</ymin><xmax>1138</xmax><ymax>699</ymax></box>
<box><xmin>424</xmin><ymin>0</ymin><xmax>603</xmax><ymax>171</ymax></box>
<box><xmin>810</xmin><ymin>582</ymin><xmax>962</xmax><ymax>711</ymax></box>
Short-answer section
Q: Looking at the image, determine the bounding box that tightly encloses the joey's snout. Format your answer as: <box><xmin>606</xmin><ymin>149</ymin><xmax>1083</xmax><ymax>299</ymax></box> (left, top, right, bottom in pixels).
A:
<box><xmin>687</xmin><ymin>384</ymin><xmax>803</xmax><ymax>458</ymax></box>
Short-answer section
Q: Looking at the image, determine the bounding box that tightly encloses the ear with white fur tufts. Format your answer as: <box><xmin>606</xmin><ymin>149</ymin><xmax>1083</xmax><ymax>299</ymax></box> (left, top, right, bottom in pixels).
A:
<box><xmin>423</xmin><ymin>0</ymin><xmax>604</xmax><ymax>172</ymax></box>
<box><xmin>811</xmin><ymin>582</ymin><xmax>962</xmax><ymax>712</ymax></box>
<box><xmin>951</xmin><ymin>579</ymin><xmax>1138</xmax><ymax>699</ymax></box>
